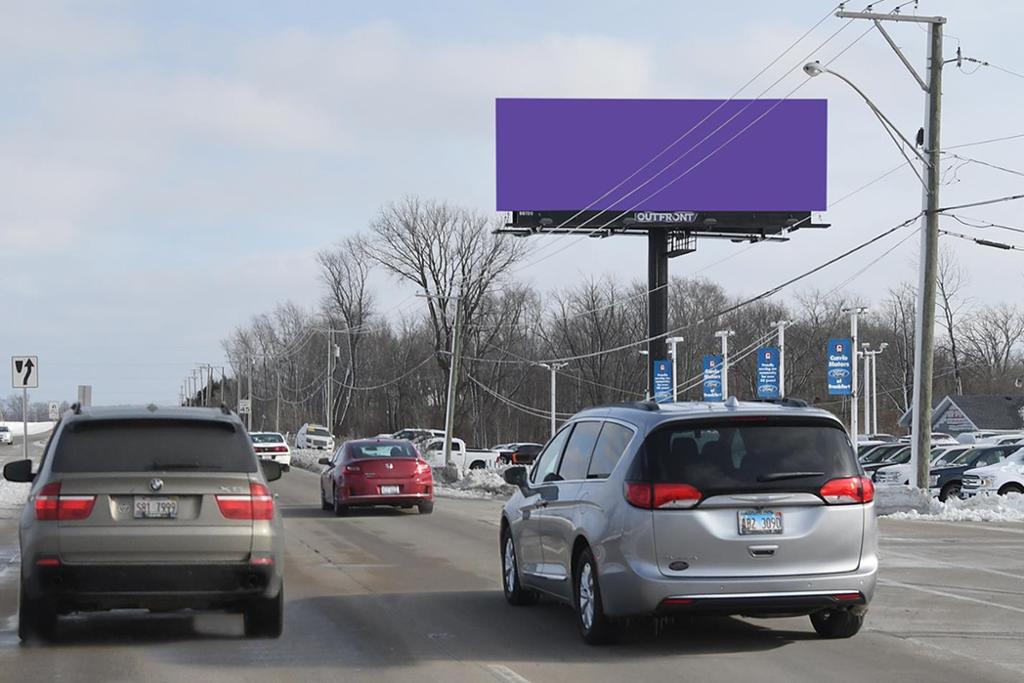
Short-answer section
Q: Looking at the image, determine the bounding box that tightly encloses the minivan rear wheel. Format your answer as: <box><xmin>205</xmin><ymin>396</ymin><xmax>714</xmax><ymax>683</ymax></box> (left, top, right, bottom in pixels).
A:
<box><xmin>500</xmin><ymin>528</ymin><xmax>537</xmax><ymax>606</ymax></box>
<box><xmin>18</xmin><ymin>583</ymin><xmax>56</xmax><ymax>642</ymax></box>
<box><xmin>244</xmin><ymin>589</ymin><xmax>283</xmax><ymax>638</ymax></box>
<box><xmin>810</xmin><ymin>608</ymin><xmax>864</xmax><ymax>638</ymax></box>
<box><xmin>574</xmin><ymin>547</ymin><xmax>615</xmax><ymax>645</ymax></box>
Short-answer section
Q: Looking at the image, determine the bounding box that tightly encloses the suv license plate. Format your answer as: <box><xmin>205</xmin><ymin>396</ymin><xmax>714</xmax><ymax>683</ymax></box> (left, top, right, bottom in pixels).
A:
<box><xmin>134</xmin><ymin>496</ymin><xmax>178</xmax><ymax>519</ymax></box>
<box><xmin>738</xmin><ymin>510</ymin><xmax>783</xmax><ymax>535</ymax></box>
<box><xmin>380</xmin><ymin>485</ymin><xmax>400</xmax><ymax>495</ymax></box>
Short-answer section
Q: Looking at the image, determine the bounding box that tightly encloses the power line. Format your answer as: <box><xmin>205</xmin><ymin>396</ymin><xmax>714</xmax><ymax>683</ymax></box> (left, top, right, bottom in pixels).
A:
<box><xmin>465</xmin><ymin>373</ymin><xmax>572</xmax><ymax>420</ymax></box>
<box><xmin>331</xmin><ymin>355</ymin><xmax>435</xmax><ymax>391</ymax></box>
<box><xmin>937</xmin><ymin>193</ymin><xmax>1024</xmax><ymax>213</ymax></box>
<box><xmin>939</xmin><ymin>228</ymin><xmax>1024</xmax><ymax>253</ymax></box>
<box><xmin>946</xmin><ymin>214</ymin><xmax>1024</xmax><ymax>237</ymax></box>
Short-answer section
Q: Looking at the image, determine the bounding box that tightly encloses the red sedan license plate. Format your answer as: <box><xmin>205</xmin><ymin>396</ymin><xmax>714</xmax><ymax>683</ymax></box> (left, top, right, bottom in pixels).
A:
<box><xmin>738</xmin><ymin>510</ymin><xmax>783</xmax><ymax>535</ymax></box>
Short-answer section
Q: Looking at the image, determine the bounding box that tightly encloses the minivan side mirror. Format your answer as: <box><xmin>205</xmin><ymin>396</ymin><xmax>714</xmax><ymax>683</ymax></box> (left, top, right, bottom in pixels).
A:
<box><xmin>503</xmin><ymin>465</ymin><xmax>528</xmax><ymax>489</ymax></box>
<box><xmin>3</xmin><ymin>459</ymin><xmax>34</xmax><ymax>483</ymax></box>
<box><xmin>260</xmin><ymin>459</ymin><xmax>283</xmax><ymax>482</ymax></box>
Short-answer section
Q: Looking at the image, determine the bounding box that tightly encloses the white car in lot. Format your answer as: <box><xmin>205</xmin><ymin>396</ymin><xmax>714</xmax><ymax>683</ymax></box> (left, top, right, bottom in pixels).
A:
<box><xmin>421</xmin><ymin>437</ymin><xmax>499</xmax><ymax>472</ymax></box>
<box><xmin>296</xmin><ymin>423</ymin><xmax>335</xmax><ymax>451</ymax></box>
<box><xmin>250</xmin><ymin>431</ymin><xmax>292</xmax><ymax>467</ymax></box>
<box><xmin>874</xmin><ymin>445</ymin><xmax>972</xmax><ymax>487</ymax></box>
<box><xmin>0</xmin><ymin>425</ymin><xmax>12</xmax><ymax>445</ymax></box>
<box><xmin>960</xmin><ymin>448</ymin><xmax>1024</xmax><ymax>497</ymax></box>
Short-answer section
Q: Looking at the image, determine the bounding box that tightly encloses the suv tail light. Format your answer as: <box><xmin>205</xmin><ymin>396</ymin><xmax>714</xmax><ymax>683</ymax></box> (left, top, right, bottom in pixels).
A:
<box><xmin>216</xmin><ymin>482</ymin><xmax>275</xmax><ymax>520</ymax></box>
<box><xmin>35</xmin><ymin>482</ymin><xmax>97</xmax><ymax>521</ymax></box>
<box><xmin>819</xmin><ymin>476</ymin><xmax>875</xmax><ymax>504</ymax></box>
<box><xmin>624</xmin><ymin>482</ymin><xmax>702</xmax><ymax>509</ymax></box>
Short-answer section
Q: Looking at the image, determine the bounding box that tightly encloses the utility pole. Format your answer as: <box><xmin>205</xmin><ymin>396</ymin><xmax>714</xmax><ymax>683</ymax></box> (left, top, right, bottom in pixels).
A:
<box><xmin>275</xmin><ymin>365</ymin><xmax>281</xmax><ymax>433</ymax></box>
<box><xmin>861</xmin><ymin>344</ymin><xmax>871</xmax><ymax>437</ymax></box>
<box><xmin>666</xmin><ymin>336</ymin><xmax>684</xmax><ymax>402</ymax></box>
<box><xmin>842</xmin><ymin>307</ymin><xmax>867</xmax><ymax>441</ymax></box>
<box><xmin>325</xmin><ymin>329</ymin><xmax>332</xmax><ymax>430</ymax></box>
<box><xmin>441</xmin><ymin>290</ymin><xmax>463</xmax><ymax>471</ymax></box>
<box><xmin>771</xmin><ymin>320</ymin><xmax>789</xmax><ymax>397</ymax></box>
<box><xmin>538</xmin><ymin>362</ymin><xmax>568</xmax><ymax>437</ymax></box>
<box><xmin>247</xmin><ymin>356</ymin><xmax>254</xmax><ymax>432</ymax></box>
<box><xmin>714</xmin><ymin>330</ymin><xmax>735</xmax><ymax>399</ymax></box>
<box><xmin>834</xmin><ymin>7</ymin><xmax>945</xmax><ymax>490</ymax></box>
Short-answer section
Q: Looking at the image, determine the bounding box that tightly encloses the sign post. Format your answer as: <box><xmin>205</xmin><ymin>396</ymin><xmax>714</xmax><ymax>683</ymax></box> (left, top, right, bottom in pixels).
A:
<box><xmin>827</xmin><ymin>339</ymin><xmax>853</xmax><ymax>400</ymax></box>
<box><xmin>12</xmin><ymin>356</ymin><xmax>39</xmax><ymax>463</ymax></box>
<box><xmin>48</xmin><ymin>401</ymin><xmax>59</xmax><ymax>421</ymax></box>
<box><xmin>755</xmin><ymin>348</ymin><xmax>781</xmax><ymax>399</ymax></box>
<box><xmin>702</xmin><ymin>354</ymin><xmax>724</xmax><ymax>402</ymax></box>
<box><xmin>652</xmin><ymin>360</ymin><xmax>673</xmax><ymax>404</ymax></box>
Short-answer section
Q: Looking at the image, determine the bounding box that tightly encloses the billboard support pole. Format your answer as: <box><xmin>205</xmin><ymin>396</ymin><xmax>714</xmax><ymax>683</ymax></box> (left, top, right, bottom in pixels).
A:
<box><xmin>647</xmin><ymin>230</ymin><xmax>668</xmax><ymax>399</ymax></box>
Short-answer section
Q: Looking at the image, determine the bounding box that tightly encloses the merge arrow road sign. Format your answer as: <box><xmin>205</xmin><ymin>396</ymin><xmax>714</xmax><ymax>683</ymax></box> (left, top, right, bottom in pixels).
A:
<box><xmin>11</xmin><ymin>356</ymin><xmax>39</xmax><ymax>389</ymax></box>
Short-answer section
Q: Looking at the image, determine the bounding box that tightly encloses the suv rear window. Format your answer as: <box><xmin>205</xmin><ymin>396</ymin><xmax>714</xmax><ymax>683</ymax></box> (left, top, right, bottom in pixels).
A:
<box><xmin>53</xmin><ymin>419</ymin><xmax>257</xmax><ymax>473</ymax></box>
<box><xmin>635</xmin><ymin>419</ymin><xmax>857</xmax><ymax>495</ymax></box>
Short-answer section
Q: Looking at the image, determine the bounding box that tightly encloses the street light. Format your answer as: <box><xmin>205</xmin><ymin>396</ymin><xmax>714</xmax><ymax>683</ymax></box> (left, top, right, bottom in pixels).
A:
<box><xmin>862</xmin><ymin>342</ymin><xmax>889</xmax><ymax>434</ymax></box>
<box><xmin>713</xmin><ymin>330</ymin><xmax>735</xmax><ymax>399</ymax></box>
<box><xmin>666</xmin><ymin>336</ymin><xmax>684</xmax><ymax>402</ymax></box>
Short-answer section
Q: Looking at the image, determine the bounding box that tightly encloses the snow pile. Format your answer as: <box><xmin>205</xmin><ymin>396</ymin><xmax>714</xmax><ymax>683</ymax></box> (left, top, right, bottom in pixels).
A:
<box><xmin>435</xmin><ymin>468</ymin><xmax>516</xmax><ymax>500</ymax></box>
<box><xmin>877</xmin><ymin>485</ymin><xmax>1024</xmax><ymax>522</ymax></box>
<box><xmin>289</xmin><ymin>448</ymin><xmax>329</xmax><ymax>472</ymax></box>
<box><xmin>0</xmin><ymin>479</ymin><xmax>30</xmax><ymax>516</ymax></box>
<box><xmin>0</xmin><ymin>421</ymin><xmax>55</xmax><ymax>437</ymax></box>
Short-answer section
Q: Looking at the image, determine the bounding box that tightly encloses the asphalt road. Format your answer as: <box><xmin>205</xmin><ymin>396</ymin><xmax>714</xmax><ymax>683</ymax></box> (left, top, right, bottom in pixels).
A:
<box><xmin>1</xmin><ymin>466</ymin><xmax>1022</xmax><ymax>682</ymax></box>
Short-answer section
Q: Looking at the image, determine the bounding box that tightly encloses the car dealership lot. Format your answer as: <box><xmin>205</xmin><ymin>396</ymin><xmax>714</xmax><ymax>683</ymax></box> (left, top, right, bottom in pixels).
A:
<box><xmin>0</xmin><ymin>467</ymin><xmax>1022</xmax><ymax>682</ymax></box>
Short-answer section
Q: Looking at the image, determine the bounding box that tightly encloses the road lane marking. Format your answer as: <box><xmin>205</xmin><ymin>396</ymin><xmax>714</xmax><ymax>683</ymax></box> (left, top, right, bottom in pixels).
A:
<box><xmin>883</xmin><ymin>548</ymin><xmax>1024</xmax><ymax>581</ymax></box>
<box><xmin>486</xmin><ymin>664</ymin><xmax>533</xmax><ymax>683</ymax></box>
<box><xmin>880</xmin><ymin>578</ymin><xmax>1024</xmax><ymax>615</ymax></box>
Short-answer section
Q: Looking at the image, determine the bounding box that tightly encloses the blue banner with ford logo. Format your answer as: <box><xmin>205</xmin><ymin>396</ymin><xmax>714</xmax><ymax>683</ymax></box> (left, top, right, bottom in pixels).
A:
<box><xmin>756</xmin><ymin>347</ymin><xmax>781</xmax><ymax>399</ymax></box>
<box><xmin>703</xmin><ymin>354</ymin><xmax>723</xmax><ymax>402</ymax></box>
<box><xmin>827</xmin><ymin>338</ymin><xmax>852</xmax><ymax>396</ymax></box>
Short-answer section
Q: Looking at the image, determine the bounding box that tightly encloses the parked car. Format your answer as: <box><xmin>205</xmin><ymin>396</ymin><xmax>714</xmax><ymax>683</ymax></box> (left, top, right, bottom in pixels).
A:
<box><xmin>500</xmin><ymin>398</ymin><xmax>876</xmax><ymax>644</ymax></box>
<box><xmin>0</xmin><ymin>425</ymin><xmax>12</xmax><ymax>445</ymax></box>
<box><xmin>862</xmin><ymin>446</ymin><xmax>910</xmax><ymax>481</ymax></box>
<box><xmin>858</xmin><ymin>443</ymin><xmax>907</xmax><ymax>465</ymax></box>
<box><xmin>421</xmin><ymin>437</ymin><xmax>500</xmax><ymax>471</ymax></box>
<box><xmin>250</xmin><ymin>431</ymin><xmax>292</xmax><ymax>468</ymax></box>
<box><xmin>318</xmin><ymin>438</ymin><xmax>433</xmax><ymax>515</ymax></box>
<box><xmin>3</xmin><ymin>405</ymin><xmax>285</xmax><ymax>641</ymax></box>
<box><xmin>929</xmin><ymin>445</ymin><xmax>1017</xmax><ymax>501</ymax></box>
<box><xmin>874</xmin><ymin>445</ymin><xmax>971</xmax><ymax>486</ymax></box>
<box><xmin>295</xmin><ymin>423</ymin><xmax>335</xmax><ymax>451</ymax></box>
<box><xmin>495</xmin><ymin>442</ymin><xmax>544</xmax><ymax>465</ymax></box>
<box><xmin>390</xmin><ymin>427</ymin><xmax>445</xmax><ymax>442</ymax></box>
<box><xmin>961</xmin><ymin>447</ymin><xmax>1024</xmax><ymax>497</ymax></box>
<box><xmin>897</xmin><ymin>433</ymin><xmax>958</xmax><ymax>446</ymax></box>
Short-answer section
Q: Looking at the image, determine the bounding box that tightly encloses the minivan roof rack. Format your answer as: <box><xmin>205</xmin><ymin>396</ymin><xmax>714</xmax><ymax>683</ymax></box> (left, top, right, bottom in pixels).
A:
<box><xmin>754</xmin><ymin>397</ymin><xmax>809</xmax><ymax>408</ymax></box>
<box><xmin>71</xmin><ymin>402</ymin><xmax>82</xmax><ymax>415</ymax></box>
<box><xmin>600</xmin><ymin>400</ymin><xmax>660</xmax><ymax>412</ymax></box>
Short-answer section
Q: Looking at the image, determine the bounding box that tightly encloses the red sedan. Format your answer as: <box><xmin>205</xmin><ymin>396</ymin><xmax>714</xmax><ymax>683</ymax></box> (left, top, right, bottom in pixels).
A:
<box><xmin>319</xmin><ymin>439</ymin><xmax>434</xmax><ymax>515</ymax></box>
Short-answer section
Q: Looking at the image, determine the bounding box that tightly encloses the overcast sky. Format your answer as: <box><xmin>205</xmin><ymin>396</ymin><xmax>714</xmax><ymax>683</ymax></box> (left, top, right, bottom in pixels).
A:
<box><xmin>3</xmin><ymin>0</ymin><xmax>1024</xmax><ymax>406</ymax></box>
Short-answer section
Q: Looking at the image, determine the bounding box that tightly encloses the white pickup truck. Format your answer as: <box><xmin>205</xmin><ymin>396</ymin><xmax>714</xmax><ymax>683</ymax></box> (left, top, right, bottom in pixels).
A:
<box><xmin>420</xmin><ymin>437</ymin><xmax>499</xmax><ymax>471</ymax></box>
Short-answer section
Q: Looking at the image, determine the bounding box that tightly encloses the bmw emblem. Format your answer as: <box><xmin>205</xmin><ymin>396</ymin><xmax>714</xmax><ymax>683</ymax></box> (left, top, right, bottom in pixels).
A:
<box><xmin>150</xmin><ymin>478</ymin><xmax>164</xmax><ymax>492</ymax></box>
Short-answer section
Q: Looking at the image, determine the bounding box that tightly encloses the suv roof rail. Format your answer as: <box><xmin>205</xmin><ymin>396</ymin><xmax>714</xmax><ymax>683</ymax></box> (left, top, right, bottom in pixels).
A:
<box><xmin>70</xmin><ymin>402</ymin><xmax>82</xmax><ymax>415</ymax></box>
<box><xmin>754</xmin><ymin>397</ymin><xmax>810</xmax><ymax>408</ymax></box>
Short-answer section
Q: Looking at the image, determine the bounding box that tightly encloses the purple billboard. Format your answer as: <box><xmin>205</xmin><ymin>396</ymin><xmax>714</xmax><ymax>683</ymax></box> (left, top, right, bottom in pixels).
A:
<box><xmin>496</xmin><ymin>98</ymin><xmax>826</xmax><ymax>212</ymax></box>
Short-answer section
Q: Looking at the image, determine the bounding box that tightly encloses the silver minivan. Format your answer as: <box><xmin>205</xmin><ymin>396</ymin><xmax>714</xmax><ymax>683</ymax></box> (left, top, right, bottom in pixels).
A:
<box><xmin>500</xmin><ymin>398</ymin><xmax>877</xmax><ymax>644</ymax></box>
<box><xmin>4</xmin><ymin>405</ymin><xmax>285</xmax><ymax>641</ymax></box>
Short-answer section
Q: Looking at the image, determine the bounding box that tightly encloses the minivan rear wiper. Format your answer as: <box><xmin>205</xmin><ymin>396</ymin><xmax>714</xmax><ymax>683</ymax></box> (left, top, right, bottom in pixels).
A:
<box><xmin>756</xmin><ymin>471</ymin><xmax>825</xmax><ymax>482</ymax></box>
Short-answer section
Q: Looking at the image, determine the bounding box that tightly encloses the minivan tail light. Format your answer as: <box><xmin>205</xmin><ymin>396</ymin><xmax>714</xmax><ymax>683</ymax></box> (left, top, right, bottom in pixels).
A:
<box><xmin>216</xmin><ymin>482</ymin><xmax>275</xmax><ymax>520</ymax></box>
<box><xmin>34</xmin><ymin>482</ymin><xmax>96</xmax><ymax>521</ymax></box>
<box><xmin>624</xmin><ymin>482</ymin><xmax>702</xmax><ymax>509</ymax></box>
<box><xmin>819</xmin><ymin>476</ymin><xmax>875</xmax><ymax>504</ymax></box>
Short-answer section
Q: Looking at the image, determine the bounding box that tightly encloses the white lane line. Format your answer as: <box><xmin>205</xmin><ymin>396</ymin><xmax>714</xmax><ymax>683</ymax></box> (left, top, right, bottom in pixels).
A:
<box><xmin>883</xmin><ymin>548</ymin><xmax>1024</xmax><ymax>581</ymax></box>
<box><xmin>913</xmin><ymin>520</ymin><xmax>1024</xmax><ymax>536</ymax></box>
<box><xmin>486</xmin><ymin>664</ymin><xmax>533</xmax><ymax>683</ymax></box>
<box><xmin>880</xmin><ymin>579</ymin><xmax>1024</xmax><ymax>615</ymax></box>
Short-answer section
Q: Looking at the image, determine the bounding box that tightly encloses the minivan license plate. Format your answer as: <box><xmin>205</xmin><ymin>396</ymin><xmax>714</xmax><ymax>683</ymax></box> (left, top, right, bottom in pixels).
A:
<box><xmin>738</xmin><ymin>510</ymin><xmax>783</xmax><ymax>535</ymax></box>
<box><xmin>134</xmin><ymin>496</ymin><xmax>178</xmax><ymax>519</ymax></box>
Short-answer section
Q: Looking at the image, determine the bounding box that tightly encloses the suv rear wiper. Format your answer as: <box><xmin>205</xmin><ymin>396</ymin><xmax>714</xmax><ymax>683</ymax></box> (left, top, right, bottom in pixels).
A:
<box><xmin>756</xmin><ymin>471</ymin><xmax>825</xmax><ymax>482</ymax></box>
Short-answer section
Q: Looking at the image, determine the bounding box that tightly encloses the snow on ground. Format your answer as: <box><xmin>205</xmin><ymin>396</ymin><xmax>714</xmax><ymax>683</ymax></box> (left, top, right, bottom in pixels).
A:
<box><xmin>0</xmin><ymin>421</ymin><xmax>54</xmax><ymax>438</ymax></box>
<box><xmin>289</xmin><ymin>448</ymin><xmax>330</xmax><ymax>472</ymax></box>
<box><xmin>0</xmin><ymin>479</ymin><xmax>30</xmax><ymax>517</ymax></box>
<box><xmin>435</xmin><ymin>468</ymin><xmax>516</xmax><ymax>500</ymax></box>
<box><xmin>876</xmin><ymin>485</ymin><xmax>1024</xmax><ymax>522</ymax></box>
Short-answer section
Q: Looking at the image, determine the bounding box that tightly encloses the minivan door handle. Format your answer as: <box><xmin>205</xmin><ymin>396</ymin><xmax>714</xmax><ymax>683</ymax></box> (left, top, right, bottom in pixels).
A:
<box><xmin>748</xmin><ymin>545</ymin><xmax>778</xmax><ymax>558</ymax></box>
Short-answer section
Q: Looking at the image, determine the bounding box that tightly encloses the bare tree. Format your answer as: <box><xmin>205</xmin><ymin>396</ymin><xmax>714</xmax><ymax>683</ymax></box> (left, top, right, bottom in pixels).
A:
<box><xmin>960</xmin><ymin>304</ymin><xmax>1024</xmax><ymax>392</ymax></box>
<box><xmin>937</xmin><ymin>247</ymin><xmax>969</xmax><ymax>394</ymax></box>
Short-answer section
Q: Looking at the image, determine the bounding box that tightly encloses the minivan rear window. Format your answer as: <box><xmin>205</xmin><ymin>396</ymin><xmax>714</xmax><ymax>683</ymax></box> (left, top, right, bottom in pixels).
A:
<box><xmin>52</xmin><ymin>419</ymin><xmax>257</xmax><ymax>473</ymax></box>
<box><xmin>636</xmin><ymin>419</ymin><xmax>857</xmax><ymax>495</ymax></box>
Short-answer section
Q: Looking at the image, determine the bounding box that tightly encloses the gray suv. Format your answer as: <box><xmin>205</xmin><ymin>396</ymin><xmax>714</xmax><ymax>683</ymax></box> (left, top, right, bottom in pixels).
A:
<box><xmin>500</xmin><ymin>398</ymin><xmax>877</xmax><ymax>644</ymax></box>
<box><xmin>3</xmin><ymin>405</ymin><xmax>285</xmax><ymax>641</ymax></box>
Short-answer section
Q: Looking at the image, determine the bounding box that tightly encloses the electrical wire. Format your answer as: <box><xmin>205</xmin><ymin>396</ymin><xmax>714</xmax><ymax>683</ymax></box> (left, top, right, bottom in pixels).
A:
<box><xmin>330</xmin><ymin>355</ymin><xmax>436</xmax><ymax>391</ymax></box>
<box><xmin>946</xmin><ymin>214</ymin><xmax>1024</xmax><ymax>237</ymax></box>
<box><xmin>939</xmin><ymin>228</ymin><xmax>1024</xmax><ymax>253</ymax></box>
<box><xmin>466</xmin><ymin>373</ymin><xmax>573</xmax><ymax>420</ymax></box>
<box><xmin>937</xmin><ymin>193</ymin><xmax>1024</xmax><ymax>213</ymax></box>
